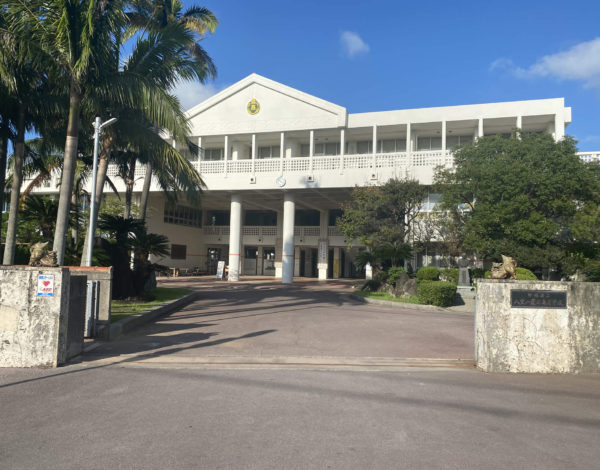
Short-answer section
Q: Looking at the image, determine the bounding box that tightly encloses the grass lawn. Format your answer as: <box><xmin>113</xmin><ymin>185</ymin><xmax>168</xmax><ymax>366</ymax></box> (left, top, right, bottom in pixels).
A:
<box><xmin>111</xmin><ymin>287</ymin><xmax>192</xmax><ymax>323</ymax></box>
<box><xmin>353</xmin><ymin>290</ymin><xmax>422</xmax><ymax>305</ymax></box>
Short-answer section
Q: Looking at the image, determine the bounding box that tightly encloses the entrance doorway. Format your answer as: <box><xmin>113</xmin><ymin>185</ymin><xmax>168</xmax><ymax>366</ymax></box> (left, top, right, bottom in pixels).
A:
<box><xmin>243</xmin><ymin>246</ymin><xmax>258</xmax><ymax>275</ymax></box>
<box><xmin>207</xmin><ymin>247</ymin><xmax>222</xmax><ymax>275</ymax></box>
<box><xmin>299</xmin><ymin>248</ymin><xmax>318</xmax><ymax>278</ymax></box>
<box><xmin>263</xmin><ymin>247</ymin><xmax>275</xmax><ymax>276</ymax></box>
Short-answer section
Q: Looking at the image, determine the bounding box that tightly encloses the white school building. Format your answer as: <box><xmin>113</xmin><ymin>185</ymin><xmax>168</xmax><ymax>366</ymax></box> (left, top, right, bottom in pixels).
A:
<box><xmin>32</xmin><ymin>73</ymin><xmax>574</xmax><ymax>282</ymax></box>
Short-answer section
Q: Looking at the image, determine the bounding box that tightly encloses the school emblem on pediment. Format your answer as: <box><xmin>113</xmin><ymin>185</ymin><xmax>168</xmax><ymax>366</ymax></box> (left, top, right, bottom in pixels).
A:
<box><xmin>247</xmin><ymin>98</ymin><xmax>260</xmax><ymax>115</ymax></box>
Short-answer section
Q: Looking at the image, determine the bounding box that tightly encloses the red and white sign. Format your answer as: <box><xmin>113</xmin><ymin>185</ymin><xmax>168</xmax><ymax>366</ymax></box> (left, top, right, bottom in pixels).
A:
<box><xmin>37</xmin><ymin>275</ymin><xmax>54</xmax><ymax>297</ymax></box>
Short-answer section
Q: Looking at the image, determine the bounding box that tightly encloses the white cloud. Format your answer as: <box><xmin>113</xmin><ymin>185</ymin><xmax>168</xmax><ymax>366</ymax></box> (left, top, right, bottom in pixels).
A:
<box><xmin>491</xmin><ymin>37</ymin><xmax>600</xmax><ymax>89</ymax></box>
<box><xmin>340</xmin><ymin>31</ymin><xmax>370</xmax><ymax>58</ymax></box>
<box><xmin>173</xmin><ymin>81</ymin><xmax>226</xmax><ymax>111</ymax></box>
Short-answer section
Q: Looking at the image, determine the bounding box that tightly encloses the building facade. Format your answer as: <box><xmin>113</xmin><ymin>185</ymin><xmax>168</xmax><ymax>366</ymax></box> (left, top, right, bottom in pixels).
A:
<box><xmin>30</xmin><ymin>74</ymin><xmax>573</xmax><ymax>281</ymax></box>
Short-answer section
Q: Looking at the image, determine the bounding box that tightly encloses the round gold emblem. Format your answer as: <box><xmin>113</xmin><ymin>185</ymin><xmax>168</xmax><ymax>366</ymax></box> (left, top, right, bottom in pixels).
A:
<box><xmin>247</xmin><ymin>98</ymin><xmax>260</xmax><ymax>115</ymax></box>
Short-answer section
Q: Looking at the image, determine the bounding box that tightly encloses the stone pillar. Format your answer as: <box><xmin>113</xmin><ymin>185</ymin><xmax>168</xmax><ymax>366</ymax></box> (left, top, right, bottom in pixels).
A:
<box><xmin>257</xmin><ymin>246</ymin><xmax>264</xmax><ymax>276</ymax></box>
<box><xmin>282</xmin><ymin>192</ymin><xmax>295</xmax><ymax>284</ymax></box>
<box><xmin>294</xmin><ymin>246</ymin><xmax>301</xmax><ymax>277</ymax></box>
<box><xmin>333</xmin><ymin>247</ymin><xmax>341</xmax><ymax>279</ymax></box>
<box><xmin>228</xmin><ymin>194</ymin><xmax>242</xmax><ymax>281</ymax></box>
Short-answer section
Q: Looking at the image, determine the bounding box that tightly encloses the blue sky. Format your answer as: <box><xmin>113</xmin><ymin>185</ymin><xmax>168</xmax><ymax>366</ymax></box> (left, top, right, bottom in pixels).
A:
<box><xmin>175</xmin><ymin>0</ymin><xmax>600</xmax><ymax>151</ymax></box>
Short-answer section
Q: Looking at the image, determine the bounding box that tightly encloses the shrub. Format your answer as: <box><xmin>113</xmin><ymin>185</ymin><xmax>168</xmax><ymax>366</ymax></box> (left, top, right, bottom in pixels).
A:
<box><xmin>386</xmin><ymin>266</ymin><xmax>407</xmax><ymax>286</ymax></box>
<box><xmin>583</xmin><ymin>260</ymin><xmax>600</xmax><ymax>282</ymax></box>
<box><xmin>416</xmin><ymin>266</ymin><xmax>440</xmax><ymax>281</ymax></box>
<box><xmin>417</xmin><ymin>281</ymin><xmax>457</xmax><ymax>307</ymax></box>
<box><xmin>440</xmin><ymin>268</ymin><xmax>458</xmax><ymax>284</ymax></box>
<box><xmin>470</xmin><ymin>268</ymin><xmax>485</xmax><ymax>280</ymax></box>
<box><xmin>374</xmin><ymin>271</ymin><xmax>388</xmax><ymax>284</ymax></box>
<box><xmin>516</xmin><ymin>267</ymin><xmax>537</xmax><ymax>280</ymax></box>
<box><xmin>14</xmin><ymin>245</ymin><xmax>31</xmax><ymax>265</ymax></box>
<box><xmin>362</xmin><ymin>280</ymin><xmax>382</xmax><ymax>292</ymax></box>
<box><xmin>483</xmin><ymin>267</ymin><xmax>537</xmax><ymax>280</ymax></box>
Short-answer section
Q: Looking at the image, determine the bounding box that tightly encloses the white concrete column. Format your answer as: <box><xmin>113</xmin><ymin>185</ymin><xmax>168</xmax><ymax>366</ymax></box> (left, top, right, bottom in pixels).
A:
<box><xmin>275</xmin><ymin>210</ymin><xmax>283</xmax><ymax>278</ymax></box>
<box><xmin>280</xmin><ymin>132</ymin><xmax>285</xmax><ymax>174</ymax></box>
<box><xmin>406</xmin><ymin>123</ymin><xmax>412</xmax><ymax>167</ymax></box>
<box><xmin>372</xmin><ymin>125</ymin><xmax>377</xmax><ymax>168</ymax></box>
<box><xmin>257</xmin><ymin>246</ymin><xmax>264</xmax><ymax>276</ymax></box>
<box><xmin>228</xmin><ymin>194</ymin><xmax>242</xmax><ymax>281</ymax></box>
<box><xmin>441</xmin><ymin>120</ymin><xmax>447</xmax><ymax>152</ymax></box>
<box><xmin>282</xmin><ymin>192</ymin><xmax>295</xmax><ymax>284</ymax></box>
<box><xmin>478</xmin><ymin>118</ymin><xmax>484</xmax><ymax>139</ymax></box>
<box><xmin>224</xmin><ymin>135</ymin><xmax>229</xmax><ymax>175</ymax></box>
<box><xmin>340</xmin><ymin>128</ymin><xmax>345</xmax><ymax>173</ymax></box>
<box><xmin>251</xmin><ymin>134</ymin><xmax>256</xmax><ymax>175</ymax></box>
<box><xmin>318</xmin><ymin>210</ymin><xmax>328</xmax><ymax>280</ymax></box>
<box><xmin>197</xmin><ymin>136</ymin><xmax>202</xmax><ymax>159</ymax></box>
<box><xmin>516</xmin><ymin>115</ymin><xmax>522</xmax><ymax>130</ymax></box>
<box><xmin>309</xmin><ymin>130</ymin><xmax>314</xmax><ymax>173</ymax></box>
<box><xmin>554</xmin><ymin>112</ymin><xmax>564</xmax><ymax>141</ymax></box>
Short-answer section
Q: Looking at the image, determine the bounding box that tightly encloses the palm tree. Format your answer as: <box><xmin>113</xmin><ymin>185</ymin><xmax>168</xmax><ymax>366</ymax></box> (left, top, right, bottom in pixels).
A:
<box><xmin>4</xmin><ymin>0</ymin><xmax>128</xmax><ymax>264</ymax></box>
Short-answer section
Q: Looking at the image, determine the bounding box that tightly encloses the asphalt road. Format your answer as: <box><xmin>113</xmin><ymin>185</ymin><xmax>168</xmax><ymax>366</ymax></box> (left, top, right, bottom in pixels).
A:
<box><xmin>1</xmin><ymin>280</ymin><xmax>598</xmax><ymax>469</ymax></box>
<box><xmin>84</xmin><ymin>280</ymin><xmax>474</xmax><ymax>366</ymax></box>
<box><xmin>1</xmin><ymin>366</ymin><xmax>599</xmax><ymax>469</ymax></box>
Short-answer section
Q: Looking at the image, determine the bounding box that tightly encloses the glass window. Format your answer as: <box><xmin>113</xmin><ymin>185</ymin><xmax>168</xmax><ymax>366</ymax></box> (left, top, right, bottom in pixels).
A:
<box><xmin>325</xmin><ymin>143</ymin><xmax>340</xmax><ymax>155</ymax></box>
<box><xmin>313</xmin><ymin>143</ymin><xmax>325</xmax><ymax>156</ymax></box>
<box><xmin>171</xmin><ymin>244</ymin><xmax>187</xmax><ymax>260</ymax></box>
<box><xmin>206</xmin><ymin>210</ymin><xmax>230</xmax><ymax>226</ymax></box>
<box><xmin>300</xmin><ymin>144</ymin><xmax>310</xmax><ymax>157</ymax></box>
<box><xmin>357</xmin><ymin>141</ymin><xmax>372</xmax><ymax>154</ymax></box>
<box><xmin>203</xmin><ymin>148</ymin><xmax>224</xmax><ymax>161</ymax></box>
<box><xmin>430</xmin><ymin>137</ymin><xmax>442</xmax><ymax>150</ymax></box>
<box><xmin>164</xmin><ymin>204</ymin><xmax>202</xmax><ymax>227</ymax></box>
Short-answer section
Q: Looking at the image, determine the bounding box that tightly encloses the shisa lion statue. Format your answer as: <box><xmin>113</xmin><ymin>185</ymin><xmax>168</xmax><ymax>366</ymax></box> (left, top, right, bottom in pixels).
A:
<box><xmin>29</xmin><ymin>242</ymin><xmax>58</xmax><ymax>267</ymax></box>
<box><xmin>489</xmin><ymin>255</ymin><xmax>517</xmax><ymax>280</ymax></box>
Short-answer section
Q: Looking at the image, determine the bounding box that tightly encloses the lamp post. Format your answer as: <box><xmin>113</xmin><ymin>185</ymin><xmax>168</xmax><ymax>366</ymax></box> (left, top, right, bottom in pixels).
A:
<box><xmin>85</xmin><ymin>116</ymin><xmax>118</xmax><ymax>267</ymax></box>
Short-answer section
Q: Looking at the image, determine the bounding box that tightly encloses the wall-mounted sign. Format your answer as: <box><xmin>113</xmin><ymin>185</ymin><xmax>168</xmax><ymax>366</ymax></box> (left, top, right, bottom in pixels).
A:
<box><xmin>247</xmin><ymin>98</ymin><xmax>260</xmax><ymax>115</ymax></box>
<box><xmin>37</xmin><ymin>274</ymin><xmax>54</xmax><ymax>297</ymax></box>
<box><xmin>510</xmin><ymin>289</ymin><xmax>567</xmax><ymax>309</ymax></box>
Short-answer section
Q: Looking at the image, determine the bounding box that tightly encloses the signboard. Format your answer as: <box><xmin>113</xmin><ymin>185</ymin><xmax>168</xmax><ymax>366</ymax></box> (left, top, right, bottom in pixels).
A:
<box><xmin>318</xmin><ymin>240</ymin><xmax>328</xmax><ymax>263</ymax></box>
<box><xmin>37</xmin><ymin>274</ymin><xmax>54</xmax><ymax>297</ymax></box>
<box><xmin>216</xmin><ymin>261</ymin><xmax>225</xmax><ymax>280</ymax></box>
<box><xmin>510</xmin><ymin>289</ymin><xmax>567</xmax><ymax>309</ymax></box>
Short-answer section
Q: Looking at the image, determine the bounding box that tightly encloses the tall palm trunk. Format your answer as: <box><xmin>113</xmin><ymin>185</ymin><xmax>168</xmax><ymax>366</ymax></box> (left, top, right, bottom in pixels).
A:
<box><xmin>70</xmin><ymin>190</ymin><xmax>79</xmax><ymax>248</ymax></box>
<box><xmin>80</xmin><ymin>147</ymin><xmax>110</xmax><ymax>266</ymax></box>
<box><xmin>0</xmin><ymin>126</ymin><xmax>8</xmax><ymax>244</ymax></box>
<box><xmin>53</xmin><ymin>84</ymin><xmax>81</xmax><ymax>265</ymax></box>
<box><xmin>124</xmin><ymin>158</ymin><xmax>136</xmax><ymax>218</ymax></box>
<box><xmin>3</xmin><ymin>105</ymin><xmax>26</xmax><ymax>265</ymax></box>
<box><xmin>139</xmin><ymin>162</ymin><xmax>152</xmax><ymax>221</ymax></box>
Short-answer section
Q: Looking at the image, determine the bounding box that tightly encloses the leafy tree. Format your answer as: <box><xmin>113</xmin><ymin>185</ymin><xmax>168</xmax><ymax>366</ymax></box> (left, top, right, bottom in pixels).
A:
<box><xmin>338</xmin><ymin>178</ymin><xmax>427</xmax><ymax>267</ymax></box>
<box><xmin>436</xmin><ymin>133</ymin><xmax>600</xmax><ymax>275</ymax></box>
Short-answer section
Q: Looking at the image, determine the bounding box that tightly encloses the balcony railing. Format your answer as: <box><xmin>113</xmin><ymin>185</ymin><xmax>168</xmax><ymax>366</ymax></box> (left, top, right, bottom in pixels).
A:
<box><xmin>193</xmin><ymin>151</ymin><xmax>454</xmax><ymax>175</ymax></box>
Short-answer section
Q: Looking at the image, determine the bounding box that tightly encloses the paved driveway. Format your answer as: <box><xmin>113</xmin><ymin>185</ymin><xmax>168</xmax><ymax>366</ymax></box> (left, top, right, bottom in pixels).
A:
<box><xmin>84</xmin><ymin>279</ymin><xmax>474</xmax><ymax>367</ymax></box>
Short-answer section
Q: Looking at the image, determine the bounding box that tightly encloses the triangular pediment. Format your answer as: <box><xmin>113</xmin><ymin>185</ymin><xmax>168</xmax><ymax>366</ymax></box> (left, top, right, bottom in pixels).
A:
<box><xmin>186</xmin><ymin>74</ymin><xmax>347</xmax><ymax>135</ymax></box>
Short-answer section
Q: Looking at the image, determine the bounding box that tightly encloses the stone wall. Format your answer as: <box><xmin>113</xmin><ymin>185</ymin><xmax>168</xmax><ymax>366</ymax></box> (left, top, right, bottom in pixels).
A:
<box><xmin>0</xmin><ymin>267</ymin><xmax>71</xmax><ymax>367</ymax></box>
<box><xmin>476</xmin><ymin>280</ymin><xmax>600</xmax><ymax>373</ymax></box>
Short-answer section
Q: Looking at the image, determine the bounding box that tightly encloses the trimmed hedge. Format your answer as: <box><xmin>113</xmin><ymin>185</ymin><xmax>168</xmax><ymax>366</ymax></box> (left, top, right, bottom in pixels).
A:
<box><xmin>417</xmin><ymin>281</ymin><xmax>457</xmax><ymax>307</ymax></box>
<box><xmin>387</xmin><ymin>266</ymin><xmax>407</xmax><ymax>286</ymax></box>
<box><xmin>470</xmin><ymin>268</ymin><xmax>485</xmax><ymax>280</ymax></box>
<box><xmin>416</xmin><ymin>266</ymin><xmax>440</xmax><ymax>281</ymax></box>
<box><xmin>440</xmin><ymin>268</ymin><xmax>459</xmax><ymax>284</ymax></box>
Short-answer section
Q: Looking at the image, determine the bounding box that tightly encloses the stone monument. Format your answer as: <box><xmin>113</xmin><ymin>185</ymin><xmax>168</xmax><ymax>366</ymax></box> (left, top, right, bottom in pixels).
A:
<box><xmin>457</xmin><ymin>254</ymin><xmax>471</xmax><ymax>286</ymax></box>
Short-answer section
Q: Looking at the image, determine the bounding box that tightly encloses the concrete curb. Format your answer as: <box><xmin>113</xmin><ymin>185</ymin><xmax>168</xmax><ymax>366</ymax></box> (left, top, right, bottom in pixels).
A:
<box><xmin>349</xmin><ymin>293</ymin><xmax>473</xmax><ymax>315</ymax></box>
<box><xmin>109</xmin><ymin>292</ymin><xmax>200</xmax><ymax>341</ymax></box>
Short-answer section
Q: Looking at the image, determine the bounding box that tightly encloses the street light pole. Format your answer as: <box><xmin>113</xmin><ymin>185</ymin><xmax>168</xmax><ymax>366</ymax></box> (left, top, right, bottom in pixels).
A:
<box><xmin>85</xmin><ymin>116</ymin><xmax>117</xmax><ymax>267</ymax></box>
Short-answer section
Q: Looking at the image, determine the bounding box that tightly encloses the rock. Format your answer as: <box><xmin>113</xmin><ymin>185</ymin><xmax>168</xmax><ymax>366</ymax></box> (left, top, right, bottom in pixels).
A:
<box><xmin>395</xmin><ymin>272</ymin><xmax>410</xmax><ymax>289</ymax></box>
<box><xmin>403</xmin><ymin>279</ymin><xmax>418</xmax><ymax>297</ymax></box>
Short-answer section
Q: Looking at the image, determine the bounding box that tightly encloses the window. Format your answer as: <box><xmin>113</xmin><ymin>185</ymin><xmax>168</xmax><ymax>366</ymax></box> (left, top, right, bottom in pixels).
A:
<box><xmin>164</xmin><ymin>204</ymin><xmax>202</xmax><ymax>227</ymax></box>
<box><xmin>356</xmin><ymin>141</ymin><xmax>372</xmax><ymax>154</ymax></box>
<box><xmin>295</xmin><ymin>210</ymin><xmax>320</xmax><ymax>226</ymax></box>
<box><xmin>203</xmin><ymin>148</ymin><xmax>224</xmax><ymax>161</ymax></box>
<box><xmin>171</xmin><ymin>244</ymin><xmax>187</xmax><ymax>260</ymax></box>
<box><xmin>206</xmin><ymin>210</ymin><xmax>230</xmax><ymax>226</ymax></box>
<box><xmin>446</xmin><ymin>135</ymin><xmax>473</xmax><ymax>148</ymax></box>
<box><xmin>416</xmin><ymin>136</ymin><xmax>442</xmax><ymax>151</ymax></box>
<box><xmin>378</xmin><ymin>139</ymin><xmax>406</xmax><ymax>153</ymax></box>
<box><xmin>244</xmin><ymin>210</ymin><xmax>277</xmax><ymax>226</ymax></box>
<box><xmin>258</xmin><ymin>145</ymin><xmax>281</xmax><ymax>159</ymax></box>
<box><xmin>328</xmin><ymin>209</ymin><xmax>343</xmax><ymax>226</ymax></box>
<box><xmin>299</xmin><ymin>143</ymin><xmax>340</xmax><ymax>156</ymax></box>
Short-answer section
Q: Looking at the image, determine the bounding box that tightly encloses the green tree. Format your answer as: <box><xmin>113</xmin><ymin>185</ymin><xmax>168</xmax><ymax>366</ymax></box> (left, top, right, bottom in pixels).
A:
<box><xmin>435</xmin><ymin>133</ymin><xmax>599</xmax><ymax>274</ymax></box>
<box><xmin>338</xmin><ymin>178</ymin><xmax>427</xmax><ymax>267</ymax></box>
